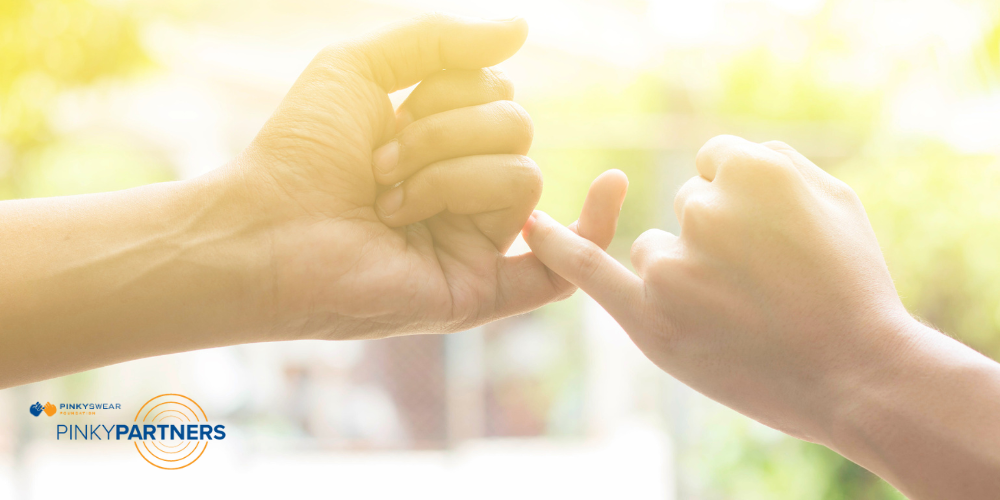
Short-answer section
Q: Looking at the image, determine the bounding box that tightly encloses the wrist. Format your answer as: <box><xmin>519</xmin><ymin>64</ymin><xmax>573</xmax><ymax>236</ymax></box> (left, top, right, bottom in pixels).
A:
<box><xmin>824</xmin><ymin>312</ymin><xmax>928</xmax><ymax>448</ymax></box>
<box><xmin>825</xmin><ymin>314</ymin><xmax>1000</xmax><ymax>497</ymax></box>
<box><xmin>177</xmin><ymin>166</ymin><xmax>280</xmax><ymax>341</ymax></box>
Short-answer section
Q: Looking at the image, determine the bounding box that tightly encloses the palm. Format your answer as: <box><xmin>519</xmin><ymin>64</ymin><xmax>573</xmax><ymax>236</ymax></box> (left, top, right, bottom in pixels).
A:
<box><xmin>304</xmin><ymin>217</ymin><xmax>507</xmax><ymax>340</ymax></box>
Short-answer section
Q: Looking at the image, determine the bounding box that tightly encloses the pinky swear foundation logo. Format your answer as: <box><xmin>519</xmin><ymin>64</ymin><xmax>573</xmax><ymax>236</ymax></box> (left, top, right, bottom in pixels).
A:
<box><xmin>29</xmin><ymin>402</ymin><xmax>57</xmax><ymax>417</ymax></box>
<box><xmin>40</xmin><ymin>394</ymin><xmax>226</xmax><ymax>469</ymax></box>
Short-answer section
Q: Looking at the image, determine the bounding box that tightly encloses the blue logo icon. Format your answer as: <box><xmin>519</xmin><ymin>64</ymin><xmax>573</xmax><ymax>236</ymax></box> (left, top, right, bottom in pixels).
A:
<box><xmin>30</xmin><ymin>402</ymin><xmax>44</xmax><ymax>417</ymax></box>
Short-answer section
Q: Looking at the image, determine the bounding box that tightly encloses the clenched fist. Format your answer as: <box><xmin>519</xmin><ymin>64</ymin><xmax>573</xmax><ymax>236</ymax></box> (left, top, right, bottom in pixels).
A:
<box><xmin>0</xmin><ymin>14</ymin><xmax>629</xmax><ymax>388</ymax></box>
<box><xmin>226</xmin><ymin>14</ymin><xmax>625</xmax><ymax>340</ymax></box>
<box><xmin>524</xmin><ymin>135</ymin><xmax>1000</xmax><ymax>500</ymax></box>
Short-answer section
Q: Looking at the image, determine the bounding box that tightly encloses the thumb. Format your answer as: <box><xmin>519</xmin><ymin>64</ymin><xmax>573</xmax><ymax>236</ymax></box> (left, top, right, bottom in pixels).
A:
<box><xmin>523</xmin><ymin>210</ymin><xmax>645</xmax><ymax>322</ymax></box>
<box><xmin>341</xmin><ymin>13</ymin><xmax>528</xmax><ymax>92</ymax></box>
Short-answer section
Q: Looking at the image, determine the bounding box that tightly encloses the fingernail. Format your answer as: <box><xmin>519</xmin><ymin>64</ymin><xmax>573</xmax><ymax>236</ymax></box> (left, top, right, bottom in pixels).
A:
<box><xmin>376</xmin><ymin>186</ymin><xmax>404</xmax><ymax>216</ymax></box>
<box><xmin>372</xmin><ymin>141</ymin><xmax>399</xmax><ymax>176</ymax></box>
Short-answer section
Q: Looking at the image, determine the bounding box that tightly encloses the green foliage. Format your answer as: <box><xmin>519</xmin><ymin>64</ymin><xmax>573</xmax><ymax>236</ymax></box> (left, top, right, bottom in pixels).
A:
<box><xmin>527</xmin><ymin>6</ymin><xmax>1000</xmax><ymax>500</ymax></box>
<box><xmin>0</xmin><ymin>0</ymin><xmax>151</xmax><ymax>197</ymax></box>
<box><xmin>533</xmin><ymin>147</ymin><xmax>662</xmax><ymax>244</ymax></box>
<box><xmin>682</xmin><ymin>405</ymin><xmax>906</xmax><ymax>500</ymax></box>
<box><xmin>977</xmin><ymin>17</ymin><xmax>1000</xmax><ymax>89</ymax></box>
<box><xmin>18</xmin><ymin>136</ymin><xmax>174</xmax><ymax>197</ymax></box>
<box><xmin>840</xmin><ymin>145</ymin><xmax>1000</xmax><ymax>357</ymax></box>
<box><xmin>986</xmin><ymin>22</ymin><xmax>1000</xmax><ymax>73</ymax></box>
<box><xmin>717</xmin><ymin>47</ymin><xmax>880</xmax><ymax>127</ymax></box>
<box><xmin>4</xmin><ymin>1</ymin><xmax>999</xmax><ymax>498</ymax></box>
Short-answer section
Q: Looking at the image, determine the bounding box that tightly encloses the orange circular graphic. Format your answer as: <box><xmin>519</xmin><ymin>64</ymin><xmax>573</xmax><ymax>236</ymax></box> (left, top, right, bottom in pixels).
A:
<box><xmin>133</xmin><ymin>394</ymin><xmax>210</xmax><ymax>470</ymax></box>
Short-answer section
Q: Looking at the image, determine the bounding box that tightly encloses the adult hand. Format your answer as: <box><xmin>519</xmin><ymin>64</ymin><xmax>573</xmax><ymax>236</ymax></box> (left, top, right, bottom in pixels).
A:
<box><xmin>0</xmin><ymin>14</ymin><xmax>629</xmax><ymax>387</ymax></box>
<box><xmin>223</xmin><ymin>14</ymin><xmax>628</xmax><ymax>340</ymax></box>
<box><xmin>522</xmin><ymin>135</ymin><xmax>1000</xmax><ymax>499</ymax></box>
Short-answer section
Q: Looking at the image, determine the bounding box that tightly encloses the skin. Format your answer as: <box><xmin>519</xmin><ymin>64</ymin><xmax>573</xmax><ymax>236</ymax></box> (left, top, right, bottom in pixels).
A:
<box><xmin>0</xmin><ymin>14</ymin><xmax>630</xmax><ymax>389</ymax></box>
<box><xmin>523</xmin><ymin>135</ymin><xmax>1000</xmax><ymax>500</ymax></box>
<box><xmin>13</xmin><ymin>11</ymin><xmax>987</xmax><ymax>497</ymax></box>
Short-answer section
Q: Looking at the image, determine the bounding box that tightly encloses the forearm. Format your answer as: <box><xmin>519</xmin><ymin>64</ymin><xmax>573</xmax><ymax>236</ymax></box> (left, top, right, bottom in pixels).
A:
<box><xmin>0</xmin><ymin>169</ymin><xmax>274</xmax><ymax>388</ymax></box>
<box><xmin>830</xmin><ymin>319</ymin><xmax>1000</xmax><ymax>499</ymax></box>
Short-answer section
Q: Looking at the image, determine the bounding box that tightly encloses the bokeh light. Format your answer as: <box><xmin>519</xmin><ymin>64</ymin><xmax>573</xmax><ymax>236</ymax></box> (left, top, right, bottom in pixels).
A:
<box><xmin>1</xmin><ymin>0</ymin><xmax>998</xmax><ymax>498</ymax></box>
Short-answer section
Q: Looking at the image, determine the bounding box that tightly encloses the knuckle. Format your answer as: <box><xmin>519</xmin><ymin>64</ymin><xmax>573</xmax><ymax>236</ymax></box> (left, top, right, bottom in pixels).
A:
<box><xmin>672</xmin><ymin>193</ymin><xmax>686</xmax><ymax>221</ymax></box>
<box><xmin>409</xmin><ymin>116</ymin><xmax>448</xmax><ymax>148</ymax></box>
<box><xmin>631</xmin><ymin>234</ymin><xmax>680</xmax><ymax>286</ymax></box>
<box><xmin>831</xmin><ymin>178</ymin><xmax>862</xmax><ymax>205</ymax></box>
<box><xmin>497</xmin><ymin>100</ymin><xmax>534</xmax><ymax>149</ymax></box>
<box><xmin>678</xmin><ymin>195</ymin><xmax>709</xmax><ymax>224</ymax></box>
<box><xmin>568</xmin><ymin>244</ymin><xmax>602</xmax><ymax>283</ymax></box>
<box><xmin>728</xmin><ymin>154</ymin><xmax>801</xmax><ymax>188</ymax></box>
<box><xmin>631</xmin><ymin>229</ymin><xmax>662</xmax><ymax>262</ymax></box>
<box><xmin>633</xmin><ymin>228</ymin><xmax>661</xmax><ymax>248</ymax></box>
<box><xmin>695</xmin><ymin>134</ymin><xmax>747</xmax><ymax>179</ymax></box>
<box><xmin>673</xmin><ymin>176</ymin><xmax>702</xmax><ymax>219</ymax></box>
<box><xmin>485</xmin><ymin>67</ymin><xmax>515</xmax><ymax>100</ymax></box>
<box><xmin>761</xmin><ymin>139</ymin><xmax>793</xmax><ymax>151</ymax></box>
<box><xmin>697</xmin><ymin>134</ymin><xmax>740</xmax><ymax>160</ymax></box>
<box><xmin>509</xmin><ymin>155</ymin><xmax>543</xmax><ymax>202</ymax></box>
<box><xmin>514</xmin><ymin>155</ymin><xmax>542</xmax><ymax>181</ymax></box>
<box><xmin>697</xmin><ymin>135</ymin><xmax>801</xmax><ymax>187</ymax></box>
<box><xmin>705</xmin><ymin>134</ymin><xmax>742</xmax><ymax>149</ymax></box>
<box><xmin>421</xmin><ymin>170</ymin><xmax>455</xmax><ymax>208</ymax></box>
<box><xmin>644</xmin><ymin>255</ymin><xmax>678</xmax><ymax>287</ymax></box>
<box><xmin>678</xmin><ymin>196</ymin><xmax>720</xmax><ymax>235</ymax></box>
<box><xmin>757</xmin><ymin>157</ymin><xmax>799</xmax><ymax>182</ymax></box>
<box><xmin>314</xmin><ymin>43</ymin><xmax>352</xmax><ymax>69</ymax></box>
<box><xmin>532</xmin><ymin>216</ymin><xmax>555</xmax><ymax>245</ymax></box>
<box><xmin>830</xmin><ymin>177</ymin><xmax>855</xmax><ymax>196</ymax></box>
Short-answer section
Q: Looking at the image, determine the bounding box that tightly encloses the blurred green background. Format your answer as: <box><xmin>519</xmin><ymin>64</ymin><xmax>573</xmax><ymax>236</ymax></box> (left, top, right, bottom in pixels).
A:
<box><xmin>2</xmin><ymin>0</ymin><xmax>999</xmax><ymax>498</ymax></box>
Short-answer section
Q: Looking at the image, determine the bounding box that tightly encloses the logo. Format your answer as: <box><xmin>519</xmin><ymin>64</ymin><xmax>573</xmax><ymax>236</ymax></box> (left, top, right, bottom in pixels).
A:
<box><xmin>48</xmin><ymin>393</ymin><xmax>225</xmax><ymax>470</ymax></box>
<box><xmin>131</xmin><ymin>394</ymin><xmax>218</xmax><ymax>469</ymax></box>
<box><xmin>29</xmin><ymin>402</ymin><xmax>56</xmax><ymax>417</ymax></box>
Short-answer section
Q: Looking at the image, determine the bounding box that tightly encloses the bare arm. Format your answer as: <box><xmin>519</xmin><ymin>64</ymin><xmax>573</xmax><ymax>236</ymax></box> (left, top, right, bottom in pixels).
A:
<box><xmin>0</xmin><ymin>14</ymin><xmax>630</xmax><ymax>390</ymax></box>
<box><xmin>831</xmin><ymin>320</ymin><xmax>1000</xmax><ymax>499</ymax></box>
<box><xmin>0</xmin><ymin>174</ymin><xmax>270</xmax><ymax>387</ymax></box>
<box><xmin>522</xmin><ymin>134</ymin><xmax>1000</xmax><ymax>499</ymax></box>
